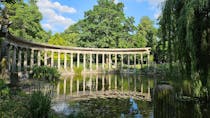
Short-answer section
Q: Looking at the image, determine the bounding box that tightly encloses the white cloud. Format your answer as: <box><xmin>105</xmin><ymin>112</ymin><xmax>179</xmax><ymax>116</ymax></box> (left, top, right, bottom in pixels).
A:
<box><xmin>37</xmin><ymin>0</ymin><xmax>76</xmax><ymax>33</ymax></box>
<box><xmin>42</xmin><ymin>23</ymin><xmax>52</xmax><ymax>29</ymax></box>
<box><xmin>136</xmin><ymin>0</ymin><xmax>165</xmax><ymax>8</ymax></box>
<box><xmin>136</xmin><ymin>0</ymin><xmax>165</xmax><ymax>19</ymax></box>
<box><xmin>114</xmin><ymin>0</ymin><xmax>119</xmax><ymax>4</ymax></box>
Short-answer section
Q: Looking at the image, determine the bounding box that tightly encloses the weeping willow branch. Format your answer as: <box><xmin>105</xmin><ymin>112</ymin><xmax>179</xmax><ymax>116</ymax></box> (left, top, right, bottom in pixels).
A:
<box><xmin>160</xmin><ymin>0</ymin><xmax>210</xmax><ymax>85</ymax></box>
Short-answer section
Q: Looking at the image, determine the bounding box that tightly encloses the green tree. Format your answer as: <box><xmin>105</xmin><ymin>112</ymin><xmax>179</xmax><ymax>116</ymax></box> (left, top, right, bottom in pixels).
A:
<box><xmin>48</xmin><ymin>33</ymin><xmax>67</xmax><ymax>46</ymax></box>
<box><xmin>61</xmin><ymin>26</ymin><xmax>80</xmax><ymax>47</ymax></box>
<box><xmin>160</xmin><ymin>0</ymin><xmax>210</xmax><ymax>85</ymax></box>
<box><xmin>136</xmin><ymin>16</ymin><xmax>157</xmax><ymax>51</ymax></box>
<box><xmin>64</xmin><ymin>0</ymin><xmax>135</xmax><ymax>48</ymax></box>
<box><xmin>4</xmin><ymin>0</ymin><xmax>50</xmax><ymax>42</ymax></box>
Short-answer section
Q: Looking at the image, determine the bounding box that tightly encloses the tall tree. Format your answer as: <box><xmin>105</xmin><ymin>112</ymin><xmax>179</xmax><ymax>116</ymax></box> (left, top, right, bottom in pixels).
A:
<box><xmin>4</xmin><ymin>0</ymin><xmax>50</xmax><ymax>42</ymax></box>
<box><xmin>160</xmin><ymin>0</ymin><xmax>210</xmax><ymax>85</ymax></box>
<box><xmin>64</xmin><ymin>0</ymin><xmax>135</xmax><ymax>48</ymax></box>
<box><xmin>135</xmin><ymin>16</ymin><xmax>157</xmax><ymax>51</ymax></box>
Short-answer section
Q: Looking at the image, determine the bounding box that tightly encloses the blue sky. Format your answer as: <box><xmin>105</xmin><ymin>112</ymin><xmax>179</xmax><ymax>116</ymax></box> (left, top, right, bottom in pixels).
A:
<box><xmin>36</xmin><ymin>0</ymin><xmax>164</xmax><ymax>33</ymax></box>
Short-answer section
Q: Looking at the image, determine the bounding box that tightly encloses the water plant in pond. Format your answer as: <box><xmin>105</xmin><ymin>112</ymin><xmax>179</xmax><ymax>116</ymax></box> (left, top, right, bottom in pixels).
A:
<box><xmin>66</xmin><ymin>98</ymin><xmax>152</xmax><ymax>118</ymax></box>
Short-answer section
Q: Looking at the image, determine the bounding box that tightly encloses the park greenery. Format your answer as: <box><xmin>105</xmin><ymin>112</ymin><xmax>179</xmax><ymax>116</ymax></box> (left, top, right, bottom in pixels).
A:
<box><xmin>159</xmin><ymin>0</ymin><xmax>210</xmax><ymax>95</ymax></box>
<box><xmin>1</xmin><ymin>0</ymin><xmax>157</xmax><ymax>49</ymax></box>
<box><xmin>3</xmin><ymin>0</ymin><xmax>51</xmax><ymax>42</ymax></box>
<box><xmin>0</xmin><ymin>0</ymin><xmax>210</xmax><ymax>117</ymax></box>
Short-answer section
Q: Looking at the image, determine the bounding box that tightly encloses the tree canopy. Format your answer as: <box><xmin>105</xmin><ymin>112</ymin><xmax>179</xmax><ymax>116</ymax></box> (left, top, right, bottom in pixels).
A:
<box><xmin>63</xmin><ymin>0</ymin><xmax>158</xmax><ymax>49</ymax></box>
<box><xmin>64</xmin><ymin>0</ymin><xmax>136</xmax><ymax>48</ymax></box>
<box><xmin>3</xmin><ymin>0</ymin><xmax>50</xmax><ymax>42</ymax></box>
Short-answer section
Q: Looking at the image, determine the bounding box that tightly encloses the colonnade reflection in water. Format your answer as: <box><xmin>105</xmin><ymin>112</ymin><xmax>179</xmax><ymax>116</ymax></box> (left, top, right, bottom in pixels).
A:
<box><xmin>55</xmin><ymin>74</ymin><xmax>153</xmax><ymax>101</ymax></box>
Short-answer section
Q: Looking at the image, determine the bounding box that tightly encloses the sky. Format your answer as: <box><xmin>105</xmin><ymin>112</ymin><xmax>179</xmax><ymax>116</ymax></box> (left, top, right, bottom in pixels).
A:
<box><xmin>36</xmin><ymin>0</ymin><xmax>165</xmax><ymax>33</ymax></box>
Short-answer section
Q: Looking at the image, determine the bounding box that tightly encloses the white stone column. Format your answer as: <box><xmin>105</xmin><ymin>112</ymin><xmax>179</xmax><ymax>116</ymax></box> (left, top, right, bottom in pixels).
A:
<box><xmin>141</xmin><ymin>53</ymin><xmax>143</xmax><ymax>69</ymax></box>
<box><xmin>96</xmin><ymin>53</ymin><xmax>98</xmax><ymax>71</ymax></box>
<box><xmin>64</xmin><ymin>52</ymin><xmax>67</xmax><ymax>69</ymax></box>
<box><xmin>102</xmin><ymin>54</ymin><xmax>105</xmax><ymax>69</ymax></box>
<box><xmin>18</xmin><ymin>49</ymin><xmax>22</xmax><ymax>72</ymax></box>
<box><xmin>57</xmin><ymin>51</ymin><xmax>60</xmax><ymax>69</ymax></box>
<box><xmin>83</xmin><ymin>53</ymin><xmax>86</xmax><ymax>72</ymax></box>
<box><xmin>109</xmin><ymin>53</ymin><xmax>111</xmax><ymax>71</ymax></box>
<box><xmin>121</xmin><ymin>54</ymin><xmax>123</xmax><ymax>69</ymax></box>
<box><xmin>44</xmin><ymin>51</ymin><xmax>47</xmax><ymax>66</ymax></box>
<box><xmin>51</xmin><ymin>51</ymin><xmax>54</xmax><ymax>67</ymax></box>
<box><xmin>115</xmin><ymin>54</ymin><xmax>117</xmax><ymax>69</ymax></box>
<box><xmin>127</xmin><ymin>54</ymin><xmax>130</xmax><ymax>69</ymax></box>
<box><xmin>77</xmin><ymin>53</ymin><xmax>80</xmax><ymax>67</ymax></box>
<box><xmin>134</xmin><ymin>54</ymin><xmax>136</xmax><ymax>68</ymax></box>
<box><xmin>71</xmin><ymin>53</ymin><xmax>73</xmax><ymax>72</ymax></box>
<box><xmin>147</xmin><ymin>53</ymin><xmax>150</xmax><ymax>68</ymax></box>
<box><xmin>90</xmin><ymin>53</ymin><xmax>92</xmax><ymax>71</ymax></box>
<box><xmin>30</xmin><ymin>49</ymin><xmax>34</xmax><ymax>68</ymax></box>
<box><xmin>24</xmin><ymin>49</ymin><xmax>28</xmax><ymax>70</ymax></box>
<box><xmin>37</xmin><ymin>50</ymin><xmax>41</xmax><ymax>66</ymax></box>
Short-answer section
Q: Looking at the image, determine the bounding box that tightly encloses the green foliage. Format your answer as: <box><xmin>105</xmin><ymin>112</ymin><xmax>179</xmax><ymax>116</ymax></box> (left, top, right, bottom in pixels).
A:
<box><xmin>64</xmin><ymin>0</ymin><xmax>136</xmax><ymax>48</ymax></box>
<box><xmin>0</xmin><ymin>57</ymin><xmax>7</xmax><ymax>75</ymax></box>
<box><xmin>48</xmin><ymin>33</ymin><xmax>68</xmax><ymax>46</ymax></box>
<box><xmin>159</xmin><ymin>0</ymin><xmax>210</xmax><ymax>84</ymax></box>
<box><xmin>73</xmin><ymin>66</ymin><xmax>83</xmax><ymax>75</ymax></box>
<box><xmin>0</xmin><ymin>95</ymin><xmax>30</xmax><ymax>117</ymax></box>
<box><xmin>135</xmin><ymin>16</ymin><xmax>157</xmax><ymax>50</ymax></box>
<box><xmin>61</xmin><ymin>32</ymin><xmax>80</xmax><ymax>47</ymax></box>
<box><xmin>0</xmin><ymin>79</ymin><xmax>10</xmax><ymax>98</ymax></box>
<box><xmin>28</xmin><ymin>91</ymin><xmax>51</xmax><ymax>118</ymax></box>
<box><xmin>31</xmin><ymin>65</ymin><xmax>60</xmax><ymax>83</ymax></box>
<box><xmin>4</xmin><ymin>1</ymin><xmax>50</xmax><ymax>42</ymax></box>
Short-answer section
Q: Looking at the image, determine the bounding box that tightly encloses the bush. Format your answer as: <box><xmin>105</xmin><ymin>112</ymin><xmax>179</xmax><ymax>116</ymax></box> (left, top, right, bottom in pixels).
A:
<box><xmin>0</xmin><ymin>79</ymin><xmax>10</xmax><ymax>98</ymax></box>
<box><xmin>28</xmin><ymin>91</ymin><xmax>51</xmax><ymax>118</ymax></box>
<box><xmin>31</xmin><ymin>65</ymin><xmax>60</xmax><ymax>83</ymax></box>
<box><xmin>73</xmin><ymin>66</ymin><xmax>83</xmax><ymax>75</ymax></box>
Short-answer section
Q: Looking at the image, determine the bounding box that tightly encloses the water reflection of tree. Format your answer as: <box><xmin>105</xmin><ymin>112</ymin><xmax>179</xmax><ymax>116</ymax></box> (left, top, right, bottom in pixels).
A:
<box><xmin>154</xmin><ymin>80</ymin><xmax>210</xmax><ymax>118</ymax></box>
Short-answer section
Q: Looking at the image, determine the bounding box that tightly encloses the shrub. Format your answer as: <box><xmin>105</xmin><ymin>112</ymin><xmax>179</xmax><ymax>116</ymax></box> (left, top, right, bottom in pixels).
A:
<box><xmin>31</xmin><ymin>65</ymin><xmax>60</xmax><ymax>83</ymax></box>
<box><xmin>0</xmin><ymin>79</ymin><xmax>9</xmax><ymax>98</ymax></box>
<box><xmin>73</xmin><ymin>66</ymin><xmax>83</xmax><ymax>75</ymax></box>
<box><xmin>28</xmin><ymin>91</ymin><xmax>51</xmax><ymax>118</ymax></box>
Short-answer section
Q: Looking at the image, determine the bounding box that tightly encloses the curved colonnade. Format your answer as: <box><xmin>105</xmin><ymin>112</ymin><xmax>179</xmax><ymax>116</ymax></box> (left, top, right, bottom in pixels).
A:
<box><xmin>4</xmin><ymin>33</ymin><xmax>151</xmax><ymax>76</ymax></box>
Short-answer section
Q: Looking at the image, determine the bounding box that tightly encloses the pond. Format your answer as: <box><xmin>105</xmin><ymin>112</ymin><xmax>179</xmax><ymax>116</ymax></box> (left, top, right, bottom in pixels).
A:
<box><xmin>51</xmin><ymin>74</ymin><xmax>210</xmax><ymax>118</ymax></box>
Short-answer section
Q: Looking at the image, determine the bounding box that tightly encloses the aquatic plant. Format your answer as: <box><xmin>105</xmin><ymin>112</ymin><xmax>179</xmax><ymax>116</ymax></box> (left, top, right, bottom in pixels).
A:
<box><xmin>31</xmin><ymin>65</ymin><xmax>60</xmax><ymax>83</ymax></box>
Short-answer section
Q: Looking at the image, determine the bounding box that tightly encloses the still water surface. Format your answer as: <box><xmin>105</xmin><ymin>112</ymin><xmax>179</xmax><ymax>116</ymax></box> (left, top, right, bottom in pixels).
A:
<box><xmin>51</xmin><ymin>74</ymin><xmax>210</xmax><ymax>118</ymax></box>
